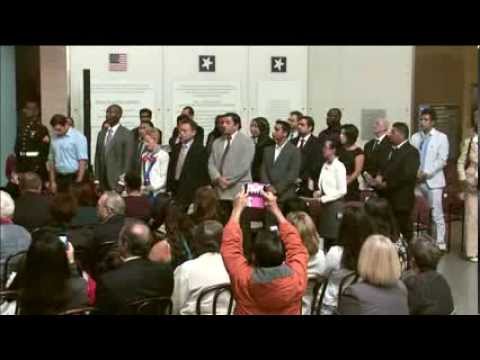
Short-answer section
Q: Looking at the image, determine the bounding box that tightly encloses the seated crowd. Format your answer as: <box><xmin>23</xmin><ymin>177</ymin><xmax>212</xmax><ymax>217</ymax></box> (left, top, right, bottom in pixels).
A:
<box><xmin>1</xmin><ymin>104</ymin><xmax>466</xmax><ymax>316</ymax></box>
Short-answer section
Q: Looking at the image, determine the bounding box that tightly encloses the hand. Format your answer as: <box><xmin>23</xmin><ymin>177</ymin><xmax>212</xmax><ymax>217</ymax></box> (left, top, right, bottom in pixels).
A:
<box><xmin>233</xmin><ymin>187</ymin><xmax>248</xmax><ymax>211</ymax></box>
<box><xmin>262</xmin><ymin>190</ymin><xmax>280</xmax><ymax>213</ymax></box>
<box><xmin>217</xmin><ymin>176</ymin><xmax>230</xmax><ymax>190</ymax></box>
<box><xmin>307</xmin><ymin>178</ymin><xmax>315</xmax><ymax>191</ymax></box>
<box><xmin>265</xmin><ymin>185</ymin><xmax>277</xmax><ymax>194</ymax></box>
<box><xmin>313</xmin><ymin>190</ymin><xmax>322</xmax><ymax>198</ymax></box>
<box><xmin>42</xmin><ymin>135</ymin><xmax>50</xmax><ymax>144</ymax></box>
<box><xmin>66</xmin><ymin>242</ymin><xmax>75</xmax><ymax>264</ymax></box>
<box><xmin>458</xmin><ymin>192</ymin><xmax>465</xmax><ymax>201</ymax></box>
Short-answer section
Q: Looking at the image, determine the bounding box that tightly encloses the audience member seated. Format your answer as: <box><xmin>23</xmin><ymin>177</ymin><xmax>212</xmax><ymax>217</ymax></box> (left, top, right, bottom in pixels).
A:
<box><xmin>401</xmin><ymin>236</ymin><xmax>454</xmax><ymax>315</ymax></box>
<box><xmin>0</xmin><ymin>190</ymin><xmax>31</xmax><ymax>282</ymax></box>
<box><xmin>164</xmin><ymin>204</ymin><xmax>195</xmax><ymax>269</ymax></box>
<box><xmin>94</xmin><ymin>220</ymin><xmax>174</xmax><ymax>315</ymax></box>
<box><xmin>189</xmin><ymin>186</ymin><xmax>225</xmax><ymax>225</ymax></box>
<box><xmin>13</xmin><ymin>172</ymin><xmax>51</xmax><ymax>232</ymax></box>
<box><xmin>123</xmin><ymin>171</ymin><xmax>152</xmax><ymax>223</ymax></box>
<box><xmin>287</xmin><ymin>211</ymin><xmax>326</xmax><ymax>315</ymax></box>
<box><xmin>320</xmin><ymin>205</ymin><xmax>374</xmax><ymax>315</ymax></box>
<box><xmin>221</xmin><ymin>188</ymin><xmax>308</xmax><ymax>315</ymax></box>
<box><xmin>94</xmin><ymin>191</ymin><xmax>126</xmax><ymax>247</ymax></box>
<box><xmin>337</xmin><ymin>235</ymin><xmax>409</xmax><ymax>315</ymax></box>
<box><xmin>10</xmin><ymin>229</ymin><xmax>88</xmax><ymax>315</ymax></box>
<box><xmin>71</xmin><ymin>181</ymin><xmax>99</xmax><ymax>228</ymax></box>
<box><xmin>172</xmin><ymin>220</ymin><xmax>230</xmax><ymax>315</ymax></box>
<box><xmin>364</xmin><ymin>197</ymin><xmax>408</xmax><ymax>272</ymax></box>
<box><xmin>1</xmin><ymin>154</ymin><xmax>20</xmax><ymax>200</ymax></box>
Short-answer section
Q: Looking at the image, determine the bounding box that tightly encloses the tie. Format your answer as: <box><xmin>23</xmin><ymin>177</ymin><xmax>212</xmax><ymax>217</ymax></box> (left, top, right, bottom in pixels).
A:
<box><xmin>175</xmin><ymin>144</ymin><xmax>188</xmax><ymax>180</ymax></box>
<box><xmin>388</xmin><ymin>147</ymin><xmax>398</xmax><ymax>161</ymax></box>
<box><xmin>219</xmin><ymin>135</ymin><xmax>232</xmax><ymax>176</ymax></box>
<box><xmin>372</xmin><ymin>139</ymin><xmax>379</xmax><ymax>151</ymax></box>
<box><xmin>105</xmin><ymin>128</ymin><xmax>113</xmax><ymax>147</ymax></box>
<box><xmin>299</xmin><ymin>138</ymin><xmax>305</xmax><ymax>149</ymax></box>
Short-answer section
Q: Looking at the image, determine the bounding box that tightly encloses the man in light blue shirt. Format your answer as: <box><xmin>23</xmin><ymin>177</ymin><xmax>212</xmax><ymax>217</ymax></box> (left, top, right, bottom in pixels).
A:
<box><xmin>48</xmin><ymin>114</ymin><xmax>88</xmax><ymax>193</ymax></box>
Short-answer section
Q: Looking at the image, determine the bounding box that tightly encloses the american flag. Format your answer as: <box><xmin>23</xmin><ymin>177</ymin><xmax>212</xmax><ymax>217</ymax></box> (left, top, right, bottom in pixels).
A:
<box><xmin>109</xmin><ymin>53</ymin><xmax>127</xmax><ymax>71</ymax></box>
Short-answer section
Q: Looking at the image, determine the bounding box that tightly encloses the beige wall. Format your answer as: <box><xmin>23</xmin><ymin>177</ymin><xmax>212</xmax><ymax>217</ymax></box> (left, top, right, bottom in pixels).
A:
<box><xmin>414</xmin><ymin>46</ymin><xmax>477</xmax><ymax>140</ymax></box>
<box><xmin>40</xmin><ymin>46</ymin><xmax>67</xmax><ymax>128</ymax></box>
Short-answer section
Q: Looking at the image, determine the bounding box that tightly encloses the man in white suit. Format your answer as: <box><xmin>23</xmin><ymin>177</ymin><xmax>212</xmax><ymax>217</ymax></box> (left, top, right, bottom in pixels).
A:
<box><xmin>411</xmin><ymin>108</ymin><xmax>449</xmax><ymax>250</ymax></box>
<box><xmin>208</xmin><ymin>112</ymin><xmax>255</xmax><ymax>217</ymax></box>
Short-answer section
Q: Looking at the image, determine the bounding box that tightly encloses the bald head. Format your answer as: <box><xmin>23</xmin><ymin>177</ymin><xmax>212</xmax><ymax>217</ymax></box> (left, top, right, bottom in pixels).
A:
<box><xmin>373</xmin><ymin>117</ymin><xmax>390</xmax><ymax>138</ymax></box>
<box><xmin>119</xmin><ymin>220</ymin><xmax>152</xmax><ymax>258</ymax></box>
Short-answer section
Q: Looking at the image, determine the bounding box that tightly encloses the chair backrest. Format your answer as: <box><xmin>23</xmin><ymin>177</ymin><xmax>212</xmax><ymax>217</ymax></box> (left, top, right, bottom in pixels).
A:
<box><xmin>310</xmin><ymin>274</ymin><xmax>330</xmax><ymax>315</ymax></box>
<box><xmin>195</xmin><ymin>283</ymin><xmax>234</xmax><ymax>315</ymax></box>
<box><xmin>59</xmin><ymin>306</ymin><xmax>96</xmax><ymax>315</ymax></box>
<box><xmin>0</xmin><ymin>290</ymin><xmax>20</xmax><ymax>315</ymax></box>
<box><xmin>3</xmin><ymin>250</ymin><xmax>28</xmax><ymax>289</ymax></box>
<box><xmin>127</xmin><ymin>297</ymin><xmax>173</xmax><ymax>315</ymax></box>
<box><xmin>336</xmin><ymin>271</ymin><xmax>359</xmax><ymax>312</ymax></box>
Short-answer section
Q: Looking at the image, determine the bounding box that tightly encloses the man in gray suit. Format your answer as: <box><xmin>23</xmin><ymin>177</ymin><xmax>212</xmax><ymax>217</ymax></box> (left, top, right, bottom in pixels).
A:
<box><xmin>208</xmin><ymin>112</ymin><xmax>255</xmax><ymax>216</ymax></box>
<box><xmin>94</xmin><ymin>104</ymin><xmax>134</xmax><ymax>192</ymax></box>
<box><xmin>261</xmin><ymin>120</ymin><xmax>301</xmax><ymax>205</ymax></box>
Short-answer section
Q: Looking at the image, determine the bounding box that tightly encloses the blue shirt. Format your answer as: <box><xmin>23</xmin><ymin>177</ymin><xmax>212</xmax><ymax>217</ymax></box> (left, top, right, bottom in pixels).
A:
<box><xmin>49</xmin><ymin>128</ymin><xmax>88</xmax><ymax>174</ymax></box>
<box><xmin>419</xmin><ymin>132</ymin><xmax>432</xmax><ymax>172</ymax></box>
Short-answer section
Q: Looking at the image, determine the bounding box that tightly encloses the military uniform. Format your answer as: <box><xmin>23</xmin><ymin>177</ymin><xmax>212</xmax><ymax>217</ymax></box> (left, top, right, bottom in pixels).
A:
<box><xmin>15</xmin><ymin>118</ymin><xmax>50</xmax><ymax>182</ymax></box>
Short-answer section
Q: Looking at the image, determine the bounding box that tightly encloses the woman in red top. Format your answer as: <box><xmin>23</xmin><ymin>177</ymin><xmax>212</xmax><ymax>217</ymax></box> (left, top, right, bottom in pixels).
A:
<box><xmin>221</xmin><ymin>188</ymin><xmax>308</xmax><ymax>315</ymax></box>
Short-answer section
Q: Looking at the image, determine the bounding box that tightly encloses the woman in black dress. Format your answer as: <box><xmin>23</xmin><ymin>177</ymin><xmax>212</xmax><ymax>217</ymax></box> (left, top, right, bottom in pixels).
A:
<box><xmin>250</xmin><ymin>117</ymin><xmax>275</xmax><ymax>182</ymax></box>
<box><xmin>339</xmin><ymin>124</ymin><xmax>365</xmax><ymax>202</ymax></box>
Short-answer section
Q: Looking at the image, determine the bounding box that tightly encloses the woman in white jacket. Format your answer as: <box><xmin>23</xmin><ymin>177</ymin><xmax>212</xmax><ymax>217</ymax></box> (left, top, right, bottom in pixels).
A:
<box><xmin>141</xmin><ymin>128</ymin><xmax>169</xmax><ymax>200</ymax></box>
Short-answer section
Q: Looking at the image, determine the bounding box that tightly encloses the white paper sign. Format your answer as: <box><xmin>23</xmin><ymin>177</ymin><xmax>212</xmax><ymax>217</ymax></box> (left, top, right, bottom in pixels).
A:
<box><xmin>257</xmin><ymin>81</ymin><xmax>303</xmax><ymax>125</ymax></box>
<box><xmin>90</xmin><ymin>82</ymin><xmax>154</xmax><ymax>161</ymax></box>
<box><xmin>172</xmin><ymin>81</ymin><xmax>241</xmax><ymax>140</ymax></box>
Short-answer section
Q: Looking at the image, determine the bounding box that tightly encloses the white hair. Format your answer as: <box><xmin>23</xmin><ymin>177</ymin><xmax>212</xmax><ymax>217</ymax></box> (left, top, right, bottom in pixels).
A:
<box><xmin>0</xmin><ymin>190</ymin><xmax>15</xmax><ymax>218</ymax></box>
<box><xmin>103</xmin><ymin>191</ymin><xmax>125</xmax><ymax>216</ymax></box>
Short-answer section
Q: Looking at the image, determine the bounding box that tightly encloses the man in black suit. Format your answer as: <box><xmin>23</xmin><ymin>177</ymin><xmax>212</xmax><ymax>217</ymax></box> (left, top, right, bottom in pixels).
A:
<box><xmin>369</xmin><ymin>122</ymin><xmax>420</xmax><ymax>243</ymax></box>
<box><xmin>291</xmin><ymin>116</ymin><xmax>322</xmax><ymax>196</ymax></box>
<box><xmin>94</xmin><ymin>104</ymin><xmax>135</xmax><ymax>192</ymax></box>
<box><xmin>13</xmin><ymin>172</ymin><xmax>51</xmax><ymax>231</ymax></box>
<box><xmin>94</xmin><ymin>220</ymin><xmax>174</xmax><ymax>314</ymax></box>
<box><xmin>317</xmin><ymin>108</ymin><xmax>342</xmax><ymax>148</ymax></box>
<box><xmin>363</xmin><ymin>116</ymin><xmax>392</xmax><ymax>179</ymax></box>
<box><xmin>167</xmin><ymin>117</ymin><xmax>210</xmax><ymax>211</ymax></box>
<box><xmin>131</xmin><ymin>119</ymin><xmax>154</xmax><ymax>177</ymax></box>
<box><xmin>261</xmin><ymin>120</ymin><xmax>301</xmax><ymax>205</ymax></box>
<box><xmin>132</xmin><ymin>108</ymin><xmax>162</xmax><ymax>145</ymax></box>
<box><xmin>168</xmin><ymin>108</ymin><xmax>205</xmax><ymax>148</ymax></box>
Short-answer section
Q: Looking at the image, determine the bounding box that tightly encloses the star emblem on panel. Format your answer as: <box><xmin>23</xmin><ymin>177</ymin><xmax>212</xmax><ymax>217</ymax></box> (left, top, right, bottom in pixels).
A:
<box><xmin>271</xmin><ymin>56</ymin><xmax>287</xmax><ymax>73</ymax></box>
<box><xmin>199</xmin><ymin>55</ymin><xmax>215</xmax><ymax>72</ymax></box>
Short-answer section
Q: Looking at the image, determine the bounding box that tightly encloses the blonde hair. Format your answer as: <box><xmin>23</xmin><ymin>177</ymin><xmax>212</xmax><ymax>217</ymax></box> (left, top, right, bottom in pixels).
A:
<box><xmin>358</xmin><ymin>235</ymin><xmax>401</xmax><ymax>287</ymax></box>
<box><xmin>143</xmin><ymin>127</ymin><xmax>160</xmax><ymax>143</ymax></box>
<box><xmin>287</xmin><ymin>211</ymin><xmax>321</xmax><ymax>256</ymax></box>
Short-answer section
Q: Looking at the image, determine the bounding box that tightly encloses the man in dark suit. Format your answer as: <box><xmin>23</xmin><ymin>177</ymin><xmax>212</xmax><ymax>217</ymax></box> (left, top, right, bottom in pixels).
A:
<box><xmin>94</xmin><ymin>104</ymin><xmax>134</xmax><ymax>192</ymax></box>
<box><xmin>131</xmin><ymin>120</ymin><xmax>154</xmax><ymax>177</ymax></box>
<box><xmin>168</xmin><ymin>108</ymin><xmax>205</xmax><ymax>148</ymax></box>
<box><xmin>291</xmin><ymin>116</ymin><xmax>322</xmax><ymax>196</ymax></box>
<box><xmin>369</xmin><ymin>122</ymin><xmax>420</xmax><ymax>243</ymax></box>
<box><xmin>363</xmin><ymin>116</ymin><xmax>392</xmax><ymax>179</ymax></box>
<box><xmin>131</xmin><ymin>108</ymin><xmax>162</xmax><ymax>145</ymax></box>
<box><xmin>261</xmin><ymin>120</ymin><xmax>301</xmax><ymax>204</ymax></box>
<box><xmin>317</xmin><ymin>108</ymin><xmax>342</xmax><ymax>148</ymax></box>
<box><xmin>94</xmin><ymin>220</ymin><xmax>174</xmax><ymax>314</ymax></box>
<box><xmin>13</xmin><ymin>172</ymin><xmax>51</xmax><ymax>231</ymax></box>
<box><xmin>167</xmin><ymin>117</ymin><xmax>210</xmax><ymax>210</ymax></box>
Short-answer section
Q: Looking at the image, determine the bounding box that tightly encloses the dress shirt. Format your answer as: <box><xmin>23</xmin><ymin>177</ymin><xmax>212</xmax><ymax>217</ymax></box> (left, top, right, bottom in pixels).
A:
<box><xmin>224</xmin><ymin>131</ymin><xmax>239</xmax><ymax>150</ymax></box>
<box><xmin>297</xmin><ymin>133</ymin><xmax>312</xmax><ymax>149</ymax></box>
<box><xmin>274</xmin><ymin>139</ymin><xmax>288</xmax><ymax>162</ymax></box>
<box><xmin>49</xmin><ymin>127</ymin><xmax>88</xmax><ymax>174</ymax></box>
<box><xmin>104</xmin><ymin>123</ymin><xmax>120</xmax><ymax>146</ymax></box>
<box><xmin>419</xmin><ymin>131</ymin><xmax>433</xmax><ymax>171</ymax></box>
<box><xmin>317</xmin><ymin>157</ymin><xmax>347</xmax><ymax>203</ymax></box>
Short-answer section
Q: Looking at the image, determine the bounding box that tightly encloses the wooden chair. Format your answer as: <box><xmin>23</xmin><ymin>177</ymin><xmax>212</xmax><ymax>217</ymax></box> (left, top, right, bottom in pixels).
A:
<box><xmin>128</xmin><ymin>297</ymin><xmax>173</xmax><ymax>315</ymax></box>
<box><xmin>2</xmin><ymin>250</ymin><xmax>27</xmax><ymax>289</ymax></box>
<box><xmin>59</xmin><ymin>306</ymin><xmax>96</xmax><ymax>315</ymax></box>
<box><xmin>195</xmin><ymin>283</ymin><xmax>234</xmax><ymax>315</ymax></box>
<box><xmin>0</xmin><ymin>290</ymin><xmax>20</xmax><ymax>315</ymax></box>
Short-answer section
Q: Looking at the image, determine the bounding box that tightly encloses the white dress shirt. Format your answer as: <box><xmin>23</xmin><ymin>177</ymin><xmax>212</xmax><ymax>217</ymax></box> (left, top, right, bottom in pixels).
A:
<box><xmin>274</xmin><ymin>139</ymin><xmax>288</xmax><ymax>162</ymax></box>
<box><xmin>296</xmin><ymin>133</ymin><xmax>312</xmax><ymax>148</ymax></box>
<box><xmin>171</xmin><ymin>252</ymin><xmax>231</xmax><ymax>315</ymax></box>
<box><xmin>223</xmin><ymin>130</ymin><xmax>239</xmax><ymax>150</ymax></box>
<box><xmin>317</xmin><ymin>157</ymin><xmax>347</xmax><ymax>203</ymax></box>
<box><xmin>104</xmin><ymin>123</ymin><xmax>120</xmax><ymax>146</ymax></box>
